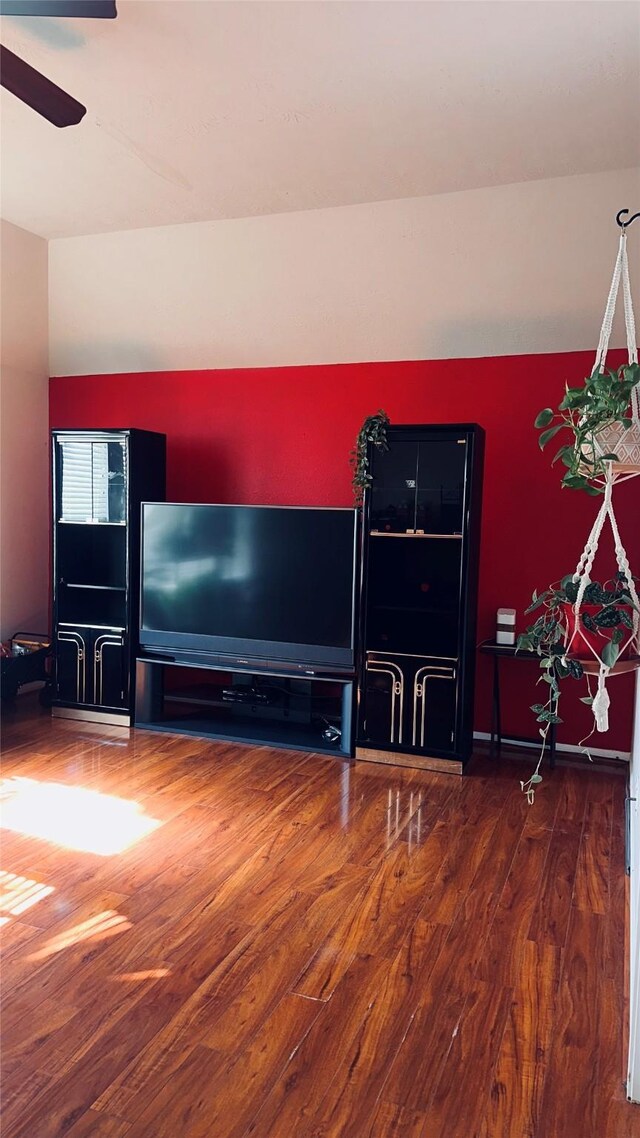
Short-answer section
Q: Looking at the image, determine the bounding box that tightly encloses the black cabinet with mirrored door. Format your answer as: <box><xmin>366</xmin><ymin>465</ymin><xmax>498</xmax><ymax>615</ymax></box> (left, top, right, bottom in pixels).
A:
<box><xmin>51</xmin><ymin>429</ymin><xmax>166</xmax><ymax>725</ymax></box>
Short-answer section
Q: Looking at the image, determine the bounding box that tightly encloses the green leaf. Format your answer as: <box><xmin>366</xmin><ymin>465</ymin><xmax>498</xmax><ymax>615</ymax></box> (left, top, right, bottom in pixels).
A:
<box><xmin>584</xmin><ymin>582</ymin><xmax>604</xmax><ymax>603</ymax></box>
<box><xmin>530</xmin><ymin>774</ymin><xmax>543</xmax><ymax>784</ymax></box>
<box><xmin>563</xmin><ymin>580</ymin><xmax>579</xmax><ymax>604</ymax></box>
<box><xmin>593</xmin><ymin>607</ymin><xmax>621</xmax><ymax>628</ymax></box>
<box><xmin>580</xmin><ymin>696</ymin><xmax>594</xmax><ymax>706</ymax></box>
<box><xmin>537</xmin><ymin>709</ymin><xmax>562</xmax><ymax>723</ymax></box>
<box><xmin>525</xmin><ymin>592</ymin><xmax>550</xmax><ymax>614</ymax></box>
<box><xmin>517</xmin><ymin>633</ymin><xmax>534</xmax><ymax>651</ymax></box>
<box><xmin>534</xmin><ymin>408</ymin><xmax>554</xmax><ymax>428</ymax></box>
<box><xmin>551</xmin><ymin>444</ymin><xmax>571</xmax><ymax>466</ymax></box>
<box><xmin>539</xmin><ymin>425</ymin><xmax>563</xmax><ymax>450</ymax></box>
<box><xmin>561</xmin><ymin>473</ymin><xmax>588</xmax><ymax>489</ymax></box>
<box><xmin>601</xmin><ymin>640</ymin><xmax>620</xmax><ymax>668</ymax></box>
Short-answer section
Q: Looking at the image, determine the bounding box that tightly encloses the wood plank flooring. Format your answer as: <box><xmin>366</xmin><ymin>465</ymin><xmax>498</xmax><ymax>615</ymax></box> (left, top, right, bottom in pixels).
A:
<box><xmin>1</xmin><ymin>698</ymin><xmax>637</xmax><ymax>1138</ymax></box>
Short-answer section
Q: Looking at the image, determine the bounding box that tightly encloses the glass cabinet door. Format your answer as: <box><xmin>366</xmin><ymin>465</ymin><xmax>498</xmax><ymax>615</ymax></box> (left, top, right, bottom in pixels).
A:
<box><xmin>366</xmin><ymin>536</ymin><xmax>462</xmax><ymax>656</ymax></box>
<box><xmin>369</xmin><ymin>440</ymin><xmax>419</xmax><ymax>533</ymax></box>
<box><xmin>414</xmin><ymin>439</ymin><xmax>462</xmax><ymax>537</ymax></box>
<box><xmin>369</xmin><ymin>436</ymin><xmax>468</xmax><ymax>536</ymax></box>
<box><xmin>415</xmin><ymin>439</ymin><xmax>467</xmax><ymax>535</ymax></box>
<box><xmin>57</xmin><ymin>438</ymin><xmax>127</xmax><ymax>524</ymax></box>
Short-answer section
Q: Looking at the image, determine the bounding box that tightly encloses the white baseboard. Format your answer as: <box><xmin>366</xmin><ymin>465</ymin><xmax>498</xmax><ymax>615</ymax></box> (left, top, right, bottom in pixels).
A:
<box><xmin>473</xmin><ymin>730</ymin><xmax>630</xmax><ymax>763</ymax></box>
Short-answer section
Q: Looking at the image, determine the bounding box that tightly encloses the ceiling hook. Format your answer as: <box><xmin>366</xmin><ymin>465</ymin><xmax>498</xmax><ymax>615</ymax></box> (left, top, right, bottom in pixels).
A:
<box><xmin>616</xmin><ymin>208</ymin><xmax>640</xmax><ymax>229</ymax></box>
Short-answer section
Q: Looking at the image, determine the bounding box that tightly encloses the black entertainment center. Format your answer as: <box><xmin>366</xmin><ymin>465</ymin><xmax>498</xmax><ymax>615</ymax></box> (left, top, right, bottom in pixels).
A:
<box><xmin>49</xmin><ymin>424</ymin><xmax>484</xmax><ymax>770</ymax></box>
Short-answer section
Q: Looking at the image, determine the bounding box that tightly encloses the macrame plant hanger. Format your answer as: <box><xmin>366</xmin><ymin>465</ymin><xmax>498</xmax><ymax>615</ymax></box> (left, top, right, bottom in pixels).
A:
<box><xmin>565</xmin><ymin>209</ymin><xmax>640</xmax><ymax>733</ymax></box>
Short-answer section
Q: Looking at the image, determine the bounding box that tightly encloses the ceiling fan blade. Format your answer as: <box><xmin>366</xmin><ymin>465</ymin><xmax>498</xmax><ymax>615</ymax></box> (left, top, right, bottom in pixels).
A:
<box><xmin>0</xmin><ymin>1</ymin><xmax>116</xmax><ymax>16</ymax></box>
<box><xmin>0</xmin><ymin>44</ymin><xmax>86</xmax><ymax>125</ymax></box>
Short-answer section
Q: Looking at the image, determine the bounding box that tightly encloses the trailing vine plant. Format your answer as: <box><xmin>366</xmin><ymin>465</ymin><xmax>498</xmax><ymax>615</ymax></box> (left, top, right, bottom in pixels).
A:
<box><xmin>350</xmin><ymin>410</ymin><xmax>390</xmax><ymax>506</ymax></box>
<box><xmin>517</xmin><ymin>571</ymin><xmax>638</xmax><ymax>802</ymax></box>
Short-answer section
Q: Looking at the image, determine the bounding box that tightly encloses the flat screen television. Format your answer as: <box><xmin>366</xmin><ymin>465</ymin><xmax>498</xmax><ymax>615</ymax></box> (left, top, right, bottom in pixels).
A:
<box><xmin>139</xmin><ymin>503</ymin><xmax>358</xmax><ymax>673</ymax></box>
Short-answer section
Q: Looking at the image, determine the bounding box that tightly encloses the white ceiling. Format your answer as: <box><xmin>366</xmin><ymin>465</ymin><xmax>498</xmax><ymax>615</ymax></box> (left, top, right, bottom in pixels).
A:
<box><xmin>0</xmin><ymin>0</ymin><xmax>638</xmax><ymax>239</ymax></box>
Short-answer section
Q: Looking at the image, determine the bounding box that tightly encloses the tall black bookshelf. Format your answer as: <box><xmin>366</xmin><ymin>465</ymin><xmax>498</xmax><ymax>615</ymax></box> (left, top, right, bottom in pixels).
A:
<box><xmin>51</xmin><ymin>429</ymin><xmax>166</xmax><ymax>725</ymax></box>
<box><xmin>356</xmin><ymin>423</ymin><xmax>484</xmax><ymax>773</ymax></box>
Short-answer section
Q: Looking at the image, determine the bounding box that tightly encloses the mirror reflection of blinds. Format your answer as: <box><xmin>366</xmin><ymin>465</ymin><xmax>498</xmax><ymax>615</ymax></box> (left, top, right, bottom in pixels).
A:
<box><xmin>60</xmin><ymin>442</ymin><xmax>109</xmax><ymax>522</ymax></box>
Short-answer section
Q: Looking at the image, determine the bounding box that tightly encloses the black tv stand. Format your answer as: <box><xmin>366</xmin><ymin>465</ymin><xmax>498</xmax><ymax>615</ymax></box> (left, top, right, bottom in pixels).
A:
<box><xmin>134</xmin><ymin>656</ymin><xmax>354</xmax><ymax>759</ymax></box>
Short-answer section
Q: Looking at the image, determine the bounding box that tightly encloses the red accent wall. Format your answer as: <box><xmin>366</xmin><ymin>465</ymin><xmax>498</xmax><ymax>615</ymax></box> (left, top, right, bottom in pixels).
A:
<box><xmin>50</xmin><ymin>350</ymin><xmax>638</xmax><ymax>752</ymax></box>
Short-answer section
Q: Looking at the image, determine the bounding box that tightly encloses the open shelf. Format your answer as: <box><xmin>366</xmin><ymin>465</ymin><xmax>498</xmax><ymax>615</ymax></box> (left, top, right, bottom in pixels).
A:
<box><xmin>65</xmin><ymin>584</ymin><xmax>127</xmax><ymax>591</ymax></box>
<box><xmin>57</xmin><ymin>583</ymin><xmax>127</xmax><ymax>627</ymax></box>
<box><xmin>135</xmin><ymin>658</ymin><xmax>354</xmax><ymax>758</ymax></box>
<box><xmin>372</xmin><ymin>604</ymin><xmax>458</xmax><ymax>615</ymax></box>
<box><xmin>369</xmin><ymin>532</ymin><xmax>463</xmax><ymax>539</ymax></box>
<box><xmin>138</xmin><ymin>713</ymin><xmax>346</xmax><ymax>754</ymax></box>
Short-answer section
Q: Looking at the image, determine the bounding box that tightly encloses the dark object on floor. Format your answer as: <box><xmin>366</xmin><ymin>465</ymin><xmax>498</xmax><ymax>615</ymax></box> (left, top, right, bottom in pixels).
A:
<box><xmin>1</xmin><ymin>633</ymin><xmax>52</xmax><ymax>704</ymax></box>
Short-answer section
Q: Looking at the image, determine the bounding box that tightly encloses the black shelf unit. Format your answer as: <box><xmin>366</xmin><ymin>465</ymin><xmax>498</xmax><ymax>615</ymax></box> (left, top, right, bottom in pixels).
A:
<box><xmin>356</xmin><ymin>423</ymin><xmax>484</xmax><ymax>774</ymax></box>
<box><xmin>135</xmin><ymin>656</ymin><xmax>354</xmax><ymax>758</ymax></box>
<box><xmin>51</xmin><ymin>429</ymin><xmax>166</xmax><ymax>725</ymax></box>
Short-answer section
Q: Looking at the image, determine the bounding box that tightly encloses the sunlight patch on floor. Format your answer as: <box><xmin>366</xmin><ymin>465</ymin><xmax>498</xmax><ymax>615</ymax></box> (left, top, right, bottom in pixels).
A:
<box><xmin>113</xmin><ymin>968</ymin><xmax>171</xmax><ymax>982</ymax></box>
<box><xmin>28</xmin><ymin>909</ymin><xmax>132</xmax><ymax>960</ymax></box>
<box><xmin>0</xmin><ymin>870</ymin><xmax>54</xmax><ymax>916</ymax></box>
<box><xmin>0</xmin><ymin>777</ymin><xmax>162</xmax><ymax>855</ymax></box>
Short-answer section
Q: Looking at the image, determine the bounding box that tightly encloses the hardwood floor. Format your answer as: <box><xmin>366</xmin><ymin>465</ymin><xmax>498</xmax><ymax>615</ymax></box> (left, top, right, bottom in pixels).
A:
<box><xmin>1</xmin><ymin>698</ymin><xmax>637</xmax><ymax>1138</ymax></box>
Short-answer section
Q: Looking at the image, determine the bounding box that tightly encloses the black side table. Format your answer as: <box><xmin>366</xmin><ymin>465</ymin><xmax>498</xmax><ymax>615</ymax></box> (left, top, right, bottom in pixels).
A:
<box><xmin>479</xmin><ymin>639</ymin><xmax>557</xmax><ymax>769</ymax></box>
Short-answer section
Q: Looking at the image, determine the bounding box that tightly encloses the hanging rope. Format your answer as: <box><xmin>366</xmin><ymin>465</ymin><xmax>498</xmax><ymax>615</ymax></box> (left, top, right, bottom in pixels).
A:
<box><xmin>590</xmin><ymin>229</ymin><xmax>640</xmax><ymax>479</ymax></box>
<box><xmin>567</xmin><ymin>469</ymin><xmax>640</xmax><ymax>731</ymax></box>
<box><xmin>567</xmin><ymin>227</ymin><xmax>640</xmax><ymax>732</ymax></box>
<box><xmin>592</xmin><ymin>233</ymin><xmax>626</xmax><ymax>376</ymax></box>
<box><xmin>620</xmin><ymin>232</ymin><xmax>639</xmax><ymax>369</ymax></box>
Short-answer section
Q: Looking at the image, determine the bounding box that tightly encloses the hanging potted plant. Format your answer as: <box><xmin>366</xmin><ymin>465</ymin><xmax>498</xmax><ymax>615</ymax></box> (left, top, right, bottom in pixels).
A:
<box><xmin>518</xmin><ymin>220</ymin><xmax>640</xmax><ymax>801</ymax></box>
<box><xmin>350</xmin><ymin>410</ymin><xmax>390</xmax><ymax>506</ymax></box>
<box><xmin>535</xmin><ymin>361</ymin><xmax>640</xmax><ymax>493</ymax></box>
<box><xmin>517</xmin><ymin>572</ymin><xmax>640</xmax><ymax>802</ymax></box>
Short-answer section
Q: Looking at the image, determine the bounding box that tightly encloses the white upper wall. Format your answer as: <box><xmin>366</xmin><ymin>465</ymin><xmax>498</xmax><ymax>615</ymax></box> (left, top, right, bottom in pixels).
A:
<box><xmin>50</xmin><ymin>167</ymin><xmax>640</xmax><ymax>376</ymax></box>
<box><xmin>0</xmin><ymin>219</ymin><xmax>49</xmax><ymax>640</ymax></box>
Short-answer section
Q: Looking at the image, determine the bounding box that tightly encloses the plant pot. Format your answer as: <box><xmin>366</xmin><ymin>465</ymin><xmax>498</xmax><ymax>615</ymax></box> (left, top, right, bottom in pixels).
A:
<box><xmin>578</xmin><ymin>655</ymin><xmax>640</xmax><ymax>676</ymax></box>
<box><xmin>594</xmin><ymin>420</ymin><xmax>640</xmax><ymax>478</ymax></box>
<box><xmin>562</xmin><ymin>602</ymin><xmax>635</xmax><ymax>660</ymax></box>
